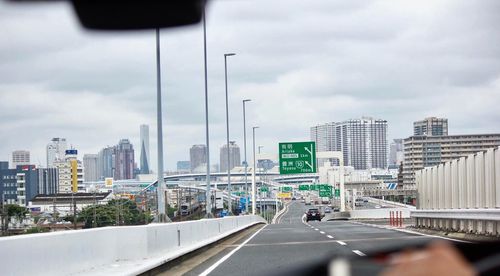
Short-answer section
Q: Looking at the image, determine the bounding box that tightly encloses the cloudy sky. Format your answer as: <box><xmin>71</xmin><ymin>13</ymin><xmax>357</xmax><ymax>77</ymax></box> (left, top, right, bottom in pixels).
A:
<box><xmin>1</xmin><ymin>0</ymin><xmax>500</xmax><ymax>171</ymax></box>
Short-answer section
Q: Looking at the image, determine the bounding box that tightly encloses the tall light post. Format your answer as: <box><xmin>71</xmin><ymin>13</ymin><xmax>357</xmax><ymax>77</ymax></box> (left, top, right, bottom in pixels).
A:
<box><xmin>242</xmin><ymin>99</ymin><xmax>251</xmax><ymax>214</ymax></box>
<box><xmin>155</xmin><ymin>28</ymin><xmax>170</xmax><ymax>222</ymax></box>
<box><xmin>202</xmin><ymin>8</ymin><xmax>213</xmax><ymax>218</ymax></box>
<box><xmin>252</xmin><ymin>126</ymin><xmax>259</xmax><ymax>215</ymax></box>
<box><xmin>224</xmin><ymin>53</ymin><xmax>236</xmax><ymax>215</ymax></box>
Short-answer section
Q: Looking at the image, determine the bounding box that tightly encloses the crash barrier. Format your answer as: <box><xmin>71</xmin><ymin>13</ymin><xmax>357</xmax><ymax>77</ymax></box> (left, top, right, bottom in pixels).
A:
<box><xmin>411</xmin><ymin>209</ymin><xmax>500</xmax><ymax>236</ymax></box>
<box><xmin>272</xmin><ymin>201</ymin><xmax>289</xmax><ymax>224</ymax></box>
<box><xmin>0</xmin><ymin>215</ymin><xmax>266</xmax><ymax>276</ymax></box>
<box><xmin>390</xmin><ymin>210</ymin><xmax>404</xmax><ymax>227</ymax></box>
<box><xmin>414</xmin><ymin>147</ymin><xmax>500</xmax><ymax>235</ymax></box>
<box><xmin>349</xmin><ymin>208</ymin><xmax>411</xmax><ymax>219</ymax></box>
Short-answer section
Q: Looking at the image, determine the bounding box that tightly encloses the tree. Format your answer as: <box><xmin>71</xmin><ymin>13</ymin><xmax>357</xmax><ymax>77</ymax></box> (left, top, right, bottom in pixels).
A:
<box><xmin>1</xmin><ymin>204</ymin><xmax>28</xmax><ymax>235</ymax></box>
<box><xmin>78</xmin><ymin>199</ymin><xmax>153</xmax><ymax>228</ymax></box>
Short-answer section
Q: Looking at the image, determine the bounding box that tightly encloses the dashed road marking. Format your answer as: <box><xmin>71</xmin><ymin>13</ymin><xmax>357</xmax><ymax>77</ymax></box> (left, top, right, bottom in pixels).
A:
<box><xmin>320</xmin><ymin>231</ymin><xmax>325</xmax><ymax>234</ymax></box>
<box><xmin>327</xmin><ymin>235</ymin><xmax>334</xmax><ymax>239</ymax></box>
<box><xmin>314</xmin><ymin>228</ymin><xmax>319</xmax><ymax>231</ymax></box>
<box><xmin>352</xmin><ymin>250</ymin><xmax>366</xmax><ymax>256</ymax></box>
<box><xmin>337</xmin><ymin>241</ymin><xmax>347</xmax><ymax>246</ymax></box>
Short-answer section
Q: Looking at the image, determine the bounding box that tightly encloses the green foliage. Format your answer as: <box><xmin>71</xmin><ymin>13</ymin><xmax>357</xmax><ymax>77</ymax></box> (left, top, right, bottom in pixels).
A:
<box><xmin>25</xmin><ymin>226</ymin><xmax>49</xmax><ymax>234</ymax></box>
<box><xmin>6</xmin><ymin>204</ymin><xmax>28</xmax><ymax>221</ymax></box>
<box><xmin>78</xmin><ymin>199</ymin><xmax>153</xmax><ymax>228</ymax></box>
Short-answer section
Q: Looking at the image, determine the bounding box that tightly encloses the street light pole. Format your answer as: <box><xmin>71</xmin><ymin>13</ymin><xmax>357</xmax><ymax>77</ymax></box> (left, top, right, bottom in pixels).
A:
<box><xmin>155</xmin><ymin>28</ymin><xmax>170</xmax><ymax>223</ymax></box>
<box><xmin>202</xmin><ymin>8</ymin><xmax>213</xmax><ymax>218</ymax></box>
<box><xmin>252</xmin><ymin>126</ymin><xmax>259</xmax><ymax>215</ymax></box>
<box><xmin>242</xmin><ymin>99</ymin><xmax>251</xmax><ymax>214</ymax></box>
<box><xmin>224</xmin><ymin>53</ymin><xmax>236</xmax><ymax>215</ymax></box>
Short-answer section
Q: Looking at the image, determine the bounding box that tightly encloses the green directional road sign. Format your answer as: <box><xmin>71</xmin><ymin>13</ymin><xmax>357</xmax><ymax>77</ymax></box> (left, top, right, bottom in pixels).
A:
<box><xmin>298</xmin><ymin>184</ymin><xmax>310</xmax><ymax>191</ymax></box>
<box><xmin>318</xmin><ymin>184</ymin><xmax>330</xmax><ymax>191</ymax></box>
<box><xmin>319</xmin><ymin>190</ymin><xmax>332</xmax><ymax>197</ymax></box>
<box><xmin>281</xmin><ymin>186</ymin><xmax>292</xmax><ymax>192</ymax></box>
<box><xmin>279</xmin><ymin>141</ymin><xmax>317</xmax><ymax>174</ymax></box>
<box><xmin>334</xmin><ymin>189</ymin><xmax>340</xmax><ymax>197</ymax></box>
<box><xmin>260</xmin><ymin>187</ymin><xmax>269</xmax><ymax>192</ymax></box>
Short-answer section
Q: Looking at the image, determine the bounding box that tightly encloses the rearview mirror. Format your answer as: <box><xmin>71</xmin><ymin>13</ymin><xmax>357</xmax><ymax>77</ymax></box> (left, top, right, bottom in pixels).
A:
<box><xmin>71</xmin><ymin>0</ymin><xmax>206</xmax><ymax>30</ymax></box>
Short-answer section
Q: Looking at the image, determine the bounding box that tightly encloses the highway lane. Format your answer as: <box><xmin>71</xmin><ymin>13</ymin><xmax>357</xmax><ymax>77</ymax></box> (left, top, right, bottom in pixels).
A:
<box><xmin>183</xmin><ymin>201</ymin><xmax>438</xmax><ymax>276</ymax></box>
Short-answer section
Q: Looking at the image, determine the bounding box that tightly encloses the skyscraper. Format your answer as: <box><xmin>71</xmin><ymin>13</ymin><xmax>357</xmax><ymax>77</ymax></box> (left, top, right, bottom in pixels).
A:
<box><xmin>11</xmin><ymin>150</ymin><xmax>30</xmax><ymax>169</ymax></box>
<box><xmin>139</xmin><ymin>124</ymin><xmax>150</xmax><ymax>174</ymax></box>
<box><xmin>220</xmin><ymin>141</ymin><xmax>241</xmax><ymax>172</ymax></box>
<box><xmin>83</xmin><ymin>154</ymin><xmax>98</xmax><ymax>182</ymax></box>
<box><xmin>413</xmin><ymin>117</ymin><xmax>448</xmax><ymax>136</ymax></box>
<box><xmin>389</xmin><ymin>138</ymin><xmax>404</xmax><ymax>166</ymax></box>
<box><xmin>114</xmin><ymin>139</ymin><xmax>135</xmax><ymax>180</ymax></box>
<box><xmin>190</xmin><ymin>144</ymin><xmax>207</xmax><ymax>172</ymax></box>
<box><xmin>53</xmin><ymin>150</ymin><xmax>84</xmax><ymax>193</ymax></box>
<box><xmin>46</xmin><ymin>138</ymin><xmax>67</xmax><ymax>168</ymax></box>
<box><xmin>97</xmin><ymin>146</ymin><xmax>115</xmax><ymax>180</ymax></box>
<box><xmin>310</xmin><ymin>117</ymin><xmax>388</xmax><ymax>170</ymax></box>
<box><xmin>176</xmin><ymin>161</ymin><xmax>191</xmax><ymax>173</ymax></box>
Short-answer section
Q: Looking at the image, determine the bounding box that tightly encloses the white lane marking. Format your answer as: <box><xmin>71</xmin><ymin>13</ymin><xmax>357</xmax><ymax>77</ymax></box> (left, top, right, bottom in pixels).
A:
<box><xmin>337</xmin><ymin>241</ymin><xmax>347</xmax><ymax>246</ymax></box>
<box><xmin>349</xmin><ymin>221</ymin><xmax>470</xmax><ymax>243</ymax></box>
<box><xmin>320</xmin><ymin>231</ymin><xmax>325</xmax><ymax>234</ymax></box>
<box><xmin>199</xmin><ymin>225</ymin><xmax>267</xmax><ymax>276</ymax></box>
<box><xmin>314</xmin><ymin>228</ymin><xmax>319</xmax><ymax>231</ymax></box>
<box><xmin>352</xmin><ymin>250</ymin><xmax>366</xmax><ymax>256</ymax></box>
<box><xmin>327</xmin><ymin>235</ymin><xmax>334</xmax><ymax>239</ymax></box>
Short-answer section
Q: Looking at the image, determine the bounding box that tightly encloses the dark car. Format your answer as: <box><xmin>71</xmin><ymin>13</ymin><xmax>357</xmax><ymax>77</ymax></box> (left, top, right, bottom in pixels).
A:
<box><xmin>306</xmin><ymin>208</ymin><xmax>321</xmax><ymax>222</ymax></box>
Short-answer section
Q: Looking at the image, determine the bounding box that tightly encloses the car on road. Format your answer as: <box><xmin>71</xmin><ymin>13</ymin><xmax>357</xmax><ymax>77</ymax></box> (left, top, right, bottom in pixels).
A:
<box><xmin>324</xmin><ymin>207</ymin><xmax>332</xmax><ymax>213</ymax></box>
<box><xmin>305</xmin><ymin>208</ymin><xmax>321</xmax><ymax>222</ymax></box>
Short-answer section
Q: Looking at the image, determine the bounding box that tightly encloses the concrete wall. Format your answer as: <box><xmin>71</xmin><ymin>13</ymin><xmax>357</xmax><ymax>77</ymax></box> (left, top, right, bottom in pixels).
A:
<box><xmin>0</xmin><ymin>215</ymin><xmax>265</xmax><ymax>276</ymax></box>
<box><xmin>414</xmin><ymin>147</ymin><xmax>500</xmax><ymax>235</ymax></box>
<box><xmin>349</xmin><ymin>208</ymin><xmax>411</xmax><ymax>219</ymax></box>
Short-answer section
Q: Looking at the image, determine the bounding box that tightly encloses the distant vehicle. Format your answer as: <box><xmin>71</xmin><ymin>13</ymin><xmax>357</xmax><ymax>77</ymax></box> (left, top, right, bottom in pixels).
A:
<box><xmin>374</xmin><ymin>205</ymin><xmax>381</xmax><ymax>209</ymax></box>
<box><xmin>306</xmin><ymin>208</ymin><xmax>321</xmax><ymax>222</ymax></box>
<box><xmin>180</xmin><ymin>197</ymin><xmax>200</xmax><ymax>215</ymax></box>
<box><xmin>363</xmin><ymin>198</ymin><xmax>368</xmax><ymax>203</ymax></box>
<box><xmin>321</xmin><ymin>197</ymin><xmax>330</xmax><ymax>204</ymax></box>
<box><xmin>292</xmin><ymin>197</ymin><xmax>296</xmax><ymax>200</ymax></box>
<box><xmin>355</xmin><ymin>198</ymin><xmax>365</xmax><ymax>207</ymax></box>
<box><xmin>304</xmin><ymin>196</ymin><xmax>311</xmax><ymax>205</ymax></box>
<box><xmin>301</xmin><ymin>199</ymin><xmax>305</xmax><ymax>203</ymax></box>
<box><xmin>324</xmin><ymin>207</ymin><xmax>332</xmax><ymax>213</ymax></box>
<box><xmin>333</xmin><ymin>207</ymin><xmax>340</xmax><ymax>212</ymax></box>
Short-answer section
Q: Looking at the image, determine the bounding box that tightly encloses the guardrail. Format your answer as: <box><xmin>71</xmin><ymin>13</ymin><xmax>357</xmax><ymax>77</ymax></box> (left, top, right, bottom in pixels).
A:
<box><xmin>411</xmin><ymin>209</ymin><xmax>500</xmax><ymax>235</ymax></box>
<box><xmin>367</xmin><ymin>197</ymin><xmax>416</xmax><ymax>209</ymax></box>
<box><xmin>0</xmin><ymin>215</ymin><xmax>266</xmax><ymax>276</ymax></box>
<box><xmin>272</xmin><ymin>201</ymin><xmax>289</xmax><ymax>224</ymax></box>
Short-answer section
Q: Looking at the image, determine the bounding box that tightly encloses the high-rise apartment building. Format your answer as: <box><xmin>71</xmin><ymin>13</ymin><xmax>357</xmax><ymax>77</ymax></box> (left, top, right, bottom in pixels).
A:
<box><xmin>414</xmin><ymin>117</ymin><xmax>448</xmax><ymax>136</ymax></box>
<box><xmin>83</xmin><ymin>154</ymin><xmax>98</xmax><ymax>182</ymax></box>
<box><xmin>403</xmin><ymin>134</ymin><xmax>500</xmax><ymax>189</ymax></box>
<box><xmin>310</xmin><ymin>117</ymin><xmax>388</xmax><ymax>170</ymax></box>
<box><xmin>114</xmin><ymin>139</ymin><xmax>135</xmax><ymax>180</ymax></box>
<box><xmin>1</xmin><ymin>165</ymin><xmax>39</xmax><ymax>205</ymax></box>
<box><xmin>389</xmin><ymin>138</ymin><xmax>404</xmax><ymax>166</ymax></box>
<box><xmin>54</xmin><ymin>150</ymin><xmax>84</xmax><ymax>193</ymax></box>
<box><xmin>190</xmin><ymin>145</ymin><xmax>207</xmax><ymax>172</ymax></box>
<box><xmin>220</xmin><ymin>141</ymin><xmax>241</xmax><ymax>172</ymax></box>
<box><xmin>139</xmin><ymin>124</ymin><xmax>150</xmax><ymax>174</ymax></box>
<box><xmin>11</xmin><ymin>150</ymin><xmax>30</xmax><ymax>169</ymax></box>
<box><xmin>46</xmin><ymin>138</ymin><xmax>67</xmax><ymax>168</ymax></box>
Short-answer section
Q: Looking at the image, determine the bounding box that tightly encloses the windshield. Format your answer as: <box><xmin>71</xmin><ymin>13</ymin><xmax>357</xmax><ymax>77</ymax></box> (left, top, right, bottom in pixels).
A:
<box><xmin>1</xmin><ymin>1</ymin><xmax>499</xmax><ymax>276</ymax></box>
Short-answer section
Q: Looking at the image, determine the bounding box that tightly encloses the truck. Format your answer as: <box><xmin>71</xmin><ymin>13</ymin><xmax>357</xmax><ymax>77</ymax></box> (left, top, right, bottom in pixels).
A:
<box><xmin>304</xmin><ymin>196</ymin><xmax>311</xmax><ymax>205</ymax></box>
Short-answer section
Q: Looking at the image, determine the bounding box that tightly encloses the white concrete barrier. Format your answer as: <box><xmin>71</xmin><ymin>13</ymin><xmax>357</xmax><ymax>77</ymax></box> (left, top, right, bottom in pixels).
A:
<box><xmin>349</xmin><ymin>208</ymin><xmax>411</xmax><ymax>219</ymax></box>
<box><xmin>0</xmin><ymin>215</ymin><xmax>266</xmax><ymax>276</ymax></box>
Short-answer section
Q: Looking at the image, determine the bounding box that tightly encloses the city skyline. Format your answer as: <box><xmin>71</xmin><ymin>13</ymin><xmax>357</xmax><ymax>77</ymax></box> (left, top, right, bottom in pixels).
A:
<box><xmin>1</xmin><ymin>1</ymin><xmax>500</xmax><ymax>171</ymax></box>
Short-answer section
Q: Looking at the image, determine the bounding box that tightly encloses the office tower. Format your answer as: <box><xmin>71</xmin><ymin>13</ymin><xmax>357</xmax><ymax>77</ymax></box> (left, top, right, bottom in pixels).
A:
<box><xmin>310</xmin><ymin>117</ymin><xmax>388</xmax><ymax>170</ymax></box>
<box><xmin>190</xmin><ymin>145</ymin><xmax>207</xmax><ymax>172</ymax></box>
<box><xmin>403</xmin><ymin>134</ymin><xmax>500</xmax><ymax>189</ymax></box>
<box><xmin>413</xmin><ymin>117</ymin><xmax>448</xmax><ymax>136</ymax></box>
<box><xmin>176</xmin><ymin>161</ymin><xmax>191</xmax><ymax>173</ymax></box>
<box><xmin>83</xmin><ymin>154</ymin><xmax>99</xmax><ymax>182</ymax></box>
<box><xmin>11</xmin><ymin>150</ymin><xmax>30</xmax><ymax>169</ymax></box>
<box><xmin>139</xmin><ymin>124</ymin><xmax>150</xmax><ymax>174</ymax></box>
<box><xmin>97</xmin><ymin>146</ymin><xmax>115</xmax><ymax>180</ymax></box>
<box><xmin>46</xmin><ymin>138</ymin><xmax>67</xmax><ymax>168</ymax></box>
<box><xmin>114</xmin><ymin>139</ymin><xmax>135</xmax><ymax>180</ymax></box>
<box><xmin>389</xmin><ymin>139</ymin><xmax>404</xmax><ymax>166</ymax></box>
<box><xmin>220</xmin><ymin>141</ymin><xmax>241</xmax><ymax>172</ymax></box>
<box><xmin>37</xmin><ymin>168</ymin><xmax>59</xmax><ymax>195</ymax></box>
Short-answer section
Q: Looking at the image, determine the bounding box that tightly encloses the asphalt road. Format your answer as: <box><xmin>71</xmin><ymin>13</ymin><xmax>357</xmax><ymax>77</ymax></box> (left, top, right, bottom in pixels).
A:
<box><xmin>182</xmin><ymin>201</ymin><xmax>438</xmax><ymax>276</ymax></box>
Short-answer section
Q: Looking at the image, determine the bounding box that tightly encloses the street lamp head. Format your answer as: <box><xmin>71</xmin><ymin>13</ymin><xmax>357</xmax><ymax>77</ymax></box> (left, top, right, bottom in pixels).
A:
<box><xmin>243</xmin><ymin>99</ymin><xmax>251</xmax><ymax>103</ymax></box>
<box><xmin>253</xmin><ymin>126</ymin><xmax>259</xmax><ymax>130</ymax></box>
<box><xmin>225</xmin><ymin>53</ymin><xmax>236</xmax><ymax>57</ymax></box>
